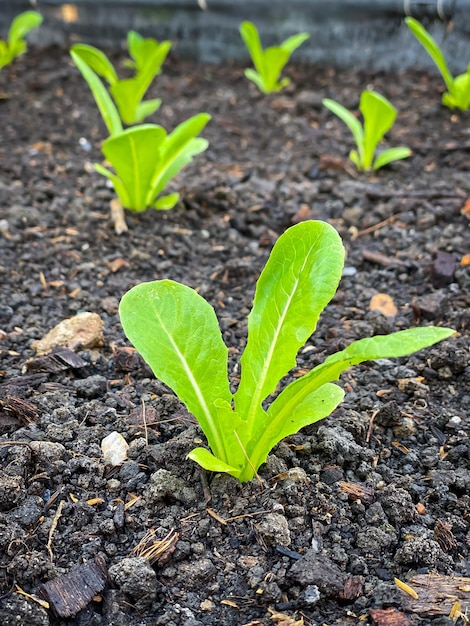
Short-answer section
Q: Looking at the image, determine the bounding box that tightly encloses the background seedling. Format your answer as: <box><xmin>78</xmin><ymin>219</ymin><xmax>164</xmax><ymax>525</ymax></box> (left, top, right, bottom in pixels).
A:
<box><xmin>239</xmin><ymin>21</ymin><xmax>309</xmax><ymax>94</ymax></box>
<box><xmin>0</xmin><ymin>11</ymin><xmax>43</xmax><ymax>71</ymax></box>
<box><xmin>94</xmin><ymin>113</ymin><xmax>211</xmax><ymax>213</ymax></box>
<box><xmin>405</xmin><ymin>17</ymin><xmax>470</xmax><ymax>111</ymax></box>
<box><xmin>119</xmin><ymin>221</ymin><xmax>453</xmax><ymax>483</ymax></box>
<box><xmin>323</xmin><ymin>90</ymin><xmax>411</xmax><ymax>171</ymax></box>
<box><xmin>70</xmin><ymin>31</ymin><xmax>171</xmax><ymax>129</ymax></box>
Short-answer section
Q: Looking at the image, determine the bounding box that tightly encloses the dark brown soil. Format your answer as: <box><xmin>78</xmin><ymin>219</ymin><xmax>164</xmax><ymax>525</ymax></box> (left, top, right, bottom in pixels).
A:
<box><xmin>0</xmin><ymin>47</ymin><xmax>469</xmax><ymax>626</ymax></box>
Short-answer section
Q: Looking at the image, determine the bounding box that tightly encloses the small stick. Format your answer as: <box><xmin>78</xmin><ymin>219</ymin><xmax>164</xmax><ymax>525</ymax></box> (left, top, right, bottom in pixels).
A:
<box><xmin>47</xmin><ymin>500</ymin><xmax>65</xmax><ymax>562</ymax></box>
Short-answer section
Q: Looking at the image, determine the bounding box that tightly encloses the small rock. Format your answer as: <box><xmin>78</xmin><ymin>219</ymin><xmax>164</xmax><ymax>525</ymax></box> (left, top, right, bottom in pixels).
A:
<box><xmin>289</xmin><ymin>549</ymin><xmax>347</xmax><ymax>596</ymax></box>
<box><xmin>30</xmin><ymin>441</ymin><xmax>67</xmax><ymax>463</ymax></box>
<box><xmin>32</xmin><ymin>312</ymin><xmax>104</xmax><ymax>355</ymax></box>
<box><xmin>101</xmin><ymin>432</ymin><xmax>129</xmax><ymax>466</ymax></box>
<box><xmin>0</xmin><ymin>475</ymin><xmax>26</xmax><ymax>511</ymax></box>
<box><xmin>431</xmin><ymin>251</ymin><xmax>456</xmax><ymax>287</ymax></box>
<box><xmin>109</xmin><ymin>557</ymin><xmax>157</xmax><ymax>607</ymax></box>
<box><xmin>394</xmin><ymin>535</ymin><xmax>446</xmax><ymax>568</ymax></box>
<box><xmin>415</xmin><ymin>289</ymin><xmax>448</xmax><ymax>320</ymax></box>
<box><xmin>256</xmin><ymin>512</ymin><xmax>291</xmax><ymax>547</ymax></box>
<box><xmin>74</xmin><ymin>374</ymin><xmax>107</xmax><ymax>398</ymax></box>
<box><xmin>145</xmin><ymin>469</ymin><xmax>196</xmax><ymax>506</ymax></box>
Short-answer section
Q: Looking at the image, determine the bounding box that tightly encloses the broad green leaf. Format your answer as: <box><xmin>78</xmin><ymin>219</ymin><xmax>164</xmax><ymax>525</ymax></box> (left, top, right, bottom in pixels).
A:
<box><xmin>405</xmin><ymin>17</ymin><xmax>454</xmax><ymax>93</ymax></box>
<box><xmin>373</xmin><ymin>146</ymin><xmax>412</xmax><ymax>170</ymax></box>
<box><xmin>239</xmin><ymin>21</ymin><xmax>265</xmax><ymax>77</ymax></box>
<box><xmin>242</xmin><ymin>383</ymin><xmax>344</xmax><ymax>482</ymax></box>
<box><xmin>262</xmin><ymin>47</ymin><xmax>291</xmax><ymax>91</ymax></box>
<box><xmin>281</xmin><ymin>32</ymin><xmax>310</xmax><ymax>55</ymax></box>
<box><xmin>234</xmin><ymin>220</ymin><xmax>344</xmax><ymax>433</ymax></box>
<box><xmin>100</xmin><ymin>125</ymin><xmax>166</xmax><ymax>211</ymax></box>
<box><xmin>119</xmin><ymin>280</ymin><xmax>235</xmax><ymax>463</ymax></box>
<box><xmin>323</xmin><ymin>98</ymin><xmax>364</xmax><ymax>164</ymax></box>
<box><xmin>360</xmin><ymin>91</ymin><xmax>396</xmax><ymax>171</ymax></box>
<box><xmin>8</xmin><ymin>11</ymin><xmax>42</xmax><ymax>49</ymax></box>
<box><xmin>70</xmin><ymin>44</ymin><xmax>118</xmax><ymax>85</ymax></box>
<box><xmin>187</xmin><ymin>448</ymin><xmax>241</xmax><ymax>478</ymax></box>
<box><xmin>70</xmin><ymin>50</ymin><xmax>122</xmax><ymax>136</ymax></box>
<box><xmin>267</xmin><ymin>327</ymin><xmax>455</xmax><ymax>432</ymax></box>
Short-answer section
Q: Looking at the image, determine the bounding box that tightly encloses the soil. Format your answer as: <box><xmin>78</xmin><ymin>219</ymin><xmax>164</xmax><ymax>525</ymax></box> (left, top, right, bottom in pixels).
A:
<box><xmin>0</xmin><ymin>46</ymin><xmax>469</xmax><ymax>626</ymax></box>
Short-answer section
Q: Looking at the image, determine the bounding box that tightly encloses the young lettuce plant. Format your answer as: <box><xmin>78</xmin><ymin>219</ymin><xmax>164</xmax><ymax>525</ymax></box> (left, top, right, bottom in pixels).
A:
<box><xmin>70</xmin><ymin>30</ymin><xmax>171</xmax><ymax>129</ymax></box>
<box><xmin>323</xmin><ymin>90</ymin><xmax>411</xmax><ymax>171</ymax></box>
<box><xmin>119</xmin><ymin>220</ymin><xmax>454</xmax><ymax>483</ymax></box>
<box><xmin>239</xmin><ymin>21</ymin><xmax>309</xmax><ymax>94</ymax></box>
<box><xmin>94</xmin><ymin>113</ymin><xmax>210</xmax><ymax>211</ymax></box>
<box><xmin>405</xmin><ymin>17</ymin><xmax>470</xmax><ymax>111</ymax></box>
<box><xmin>0</xmin><ymin>11</ymin><xmax>43</xmax><ymax>71</ymax></box>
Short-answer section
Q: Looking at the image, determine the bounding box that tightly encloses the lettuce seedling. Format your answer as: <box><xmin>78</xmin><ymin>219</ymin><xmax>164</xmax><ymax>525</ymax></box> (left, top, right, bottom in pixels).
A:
<box><xmin>0</xmin><ymin>11</ymin><xmax>43</xmax><ymax>71</ymax></box>
<box><xmin>119</xmin><ymin>220</ymin><xmax>454</xmax><ymax>482</ymax></box>
<box><xmin>239</xmin><ymin>21</ymin><xmax>309</xmax><ymax>94</ymax></box>
<box><xmin>94</xmin><ymin>113</ymin><xmax>210</xmax><ymax>211</ymax></box>
<box><xmin>70</xmin><ymin>30</ymin><xmax>171</xmax><ymax>129</ymax></box>
<box><xmin>323</xmin><ymin>90</ymin><xmax>411</xmax><ymax>171</ymax></box>
<box><xmin>405</xmin><ymin>17</ymin><xmax>470</xmax><ymax>111</ymax></box>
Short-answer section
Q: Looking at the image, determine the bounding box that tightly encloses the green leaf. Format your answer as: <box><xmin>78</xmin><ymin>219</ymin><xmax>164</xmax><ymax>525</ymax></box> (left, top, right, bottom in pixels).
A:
<box><xmin>373</xmin><ymin>146</ymin><xmax>412</xmax><ymax>170</ymax></box>
<box><xmin>119</xmin><ymin>280</ymin><xmax>237</xmax><ymax>464</ymax></box>
<box><xmin>267</xmin><ymin>327</ymin><xmax>456</xmax><ymax>432</ymax></box>
<box><xmin>281</xmin><ymin>32</ymin><xmax>310</xmax><ymax>55</ymax></box>
<box><xmin>323</xmin><ymin>98</ymin><xmax>364</xmax><ymax>164</ymax></box>
<box><xmin>446</xmin><ymin>69</ymin><xmax>470</xmax><ymax>111</ymax></box>
<box><xmin>134</xmin><ymin>98</ymin><xmax>162</xmax><ymax>123</ymax></box>
<box><xmin>70</xmin><ymin>50</ymin><xmax>122</xmax><ymax>136</ymax></box>
<box><xmin>262</xmin><ymin>47</ymin><xmax>291</xmax><ymax>91</ymax></box>
<box><xmin>405</xmin><ymin>17</ymin><xmax>455</xmax><ymax>94</ymax></box>
<box><xmin>70</xmin><ymin>44</ymin><xmax>118</xmax><ymax>85</ymax></box>
<box><xmin>99</xmin><ymin>125</ymin><xmax>165</xmax><ymax>211</ymax></box>
<box><xmin>93</xmin><ymin>162</ymin><xmax>130</xmax><ymax>209</ymax></box>
<box><xmin>241</xmin><ymin>383</ymin><xmax>344</xmax><ymax>482</ymax></box>
<box><xmin>8</xmin><ymin>11</ymin><xmax>42</xmax><ymax>49</ymax></box>
<box><xmin>148</xmin><ymin>113</ymin><xmax>210</xmax><ymax>202</ymax></box>
<box><xmin>187</xmin><ymin>448</ymin><xmax>242</xmax><ymax>478</ymax></box>
<box><xmin>111</xmin><ymin>39</ymin><xmax>171</xmax><ymax>124</ymax></box>
<box><xmin>360</xmin><ymin>90</ymin><xmax>397</xmax><ymax>171</ymax></box>
<box><xmin>153</xmin><ymin>192</ymin><xmax>179</xmax><ymax>210</ymax></box>
<box><xmin>234</xmin><ymin>220</ymin><xmax>344</xmax><ymax>437</ymax></box>
<box><xmin>239</xmin><ymin>21</ymin><xmax>265</xmax><ymax>77</ymax></box>
<box><xmin>244</xmin><ymin>68</ymin><xmax>266</xmax><ymax>93</ymax></box>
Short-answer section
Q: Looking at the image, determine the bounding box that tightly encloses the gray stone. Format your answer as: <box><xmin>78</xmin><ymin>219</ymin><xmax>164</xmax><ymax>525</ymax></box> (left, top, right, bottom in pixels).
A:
<box><xmin>109</xmin><ymin>557</ymin><xmax>157</xmax><ymax>607</ymax></box>
<box><xmin>256</xmin><ymin>512</ymin><xmax>291</xmax><ymax>547</ymax></box>
<box><xmin>289</xmin><ymin>549</ymin><xmax>347</xmax><ymax>595</ymax></box>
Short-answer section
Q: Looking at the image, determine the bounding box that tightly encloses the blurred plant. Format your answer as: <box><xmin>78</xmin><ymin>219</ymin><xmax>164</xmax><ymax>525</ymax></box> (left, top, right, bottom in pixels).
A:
<box><xmin>239</xmin><ymin>21</ymin><xmax>309</xmax><ymax>94</ymax></box>
<box><xmin>0</xmin><ymin>11</ymin><xmax>43</xmax><ymax>71</ymax></box>
<box><xmin>94</xmin><ymin>113</ymin><xmax>210</xmax><ymax>212</ymax></box>
<box><xmin>323</xmin><ymin>90</ymin><xmax>412</xmax><ymax>171</ymax></box>
<box><xmin>405</xmin><ymin>17</ymin><xmax>470</xmax><ymax>111</ymax></box>
<box><xmin>70</xmin><ymin>31</ymin><xmax>171</xmax><ymax>130</ymax></box>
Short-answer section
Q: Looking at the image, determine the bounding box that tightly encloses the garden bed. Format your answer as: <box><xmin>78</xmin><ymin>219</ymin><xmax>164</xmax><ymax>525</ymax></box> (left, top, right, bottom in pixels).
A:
<box><xmin>0</xmin><ymin>47</ymin><xmax>469</xmax><ymax>625</ymax></box>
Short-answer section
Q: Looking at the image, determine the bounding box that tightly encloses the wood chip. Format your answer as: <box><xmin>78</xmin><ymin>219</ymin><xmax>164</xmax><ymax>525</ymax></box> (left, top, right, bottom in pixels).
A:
<box><xmin>38</xmin><ymin>557</ymin><xmax>108</xmax><ymax>617</ymax></box>
<box><xmin>400</xmin><ymin>573</ymin><xmax>470</xmax><ymax>615</ymax></box>
<box><xmin>369</xmin><ymin>607</ymin><xmax>411</xmax><ymax>625</ymax></box>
